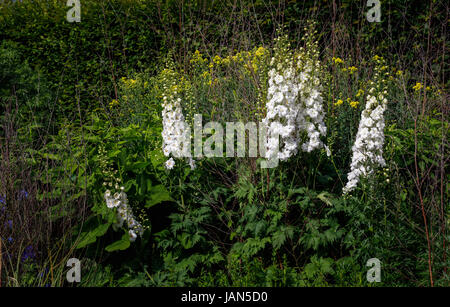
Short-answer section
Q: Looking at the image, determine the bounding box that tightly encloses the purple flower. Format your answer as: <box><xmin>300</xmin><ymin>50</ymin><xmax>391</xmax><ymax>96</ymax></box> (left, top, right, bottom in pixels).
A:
<box><xmin>38</xmin><ymin>267</ymin><xmax>49</xmax><ymax>279</ymax></box>
<box><xmin>21</xmin><ymin>245</ymin><xmax>36</xmax><ymax>262</ymax></box>
<box><xmin>7</xmin><ymin>237</ymin><xmax>13</xmax><ymax>243</ymax></box>
<box><xmin>19</xmin><ymin>190</ymin><xmax>29</xmax><ymax>200</ymax></box>
<box><xmin>6</xmin><ymin>220</ymin><xmax>12</xmax><ymax>229</ymax></box>
<box><xmin>0</xmin><ymin>195</ymin><xmax>5</xmax><ymax>204</ymax></box>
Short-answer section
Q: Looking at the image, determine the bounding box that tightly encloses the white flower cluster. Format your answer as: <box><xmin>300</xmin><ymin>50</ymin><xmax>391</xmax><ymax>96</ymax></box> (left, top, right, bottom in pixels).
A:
<box><xmin>104</xmin><ymin>187</ymin><xmax>144</xmax><ymax>242</ymax></box>
<box><xmin>262</xmin><ymin>33</ymin><xmax>329</xmax><ymax>161</ymax></box>
<box><xmin>343</xmin><ymin>84</ymin><xmax>388</xmax><ymax>194</ymax></box>
<box><xmin>296</xmin><ymin>55</ymin><xmax>329</xmax><ymax>155</ymax></box>
<box><xmin>161</xmin><ymin>70</ymin><xmax>195</xmax><ymax>170</ymax></box>
<box><xmin>263</xmin><ymin>61</ymin><xmax>301</xmax><ymax>161</ymax></box>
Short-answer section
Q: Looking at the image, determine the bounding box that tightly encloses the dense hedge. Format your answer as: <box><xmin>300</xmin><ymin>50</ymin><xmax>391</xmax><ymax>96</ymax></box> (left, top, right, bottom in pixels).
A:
<box><xmin>1</xmin><ymin>0</ymin><xmax>446</xmax><ymax>122</ymax></box>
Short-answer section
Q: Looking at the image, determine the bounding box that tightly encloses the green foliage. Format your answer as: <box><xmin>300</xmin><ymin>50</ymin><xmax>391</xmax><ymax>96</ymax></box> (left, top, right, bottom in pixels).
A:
<box><xmin>1</xmin><ymin>0</ymin><xmax>447</xmax><ymax>288</ymax></box>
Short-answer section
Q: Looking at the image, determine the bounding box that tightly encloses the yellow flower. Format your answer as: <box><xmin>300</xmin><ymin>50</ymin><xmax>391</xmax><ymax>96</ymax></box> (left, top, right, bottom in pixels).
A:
<box><xmin>213</xmin><ymin>55</ymin><xmax>222</xmax><ymax>65</ymax></box>
<box><xmin>254</xmin><ymin>46</ymin><xmax>266</xmax><ymax>57</ymax></box>
<box><xmin>373</xmin><ymin>55</ymin><xmax>381</xmax><ymax>61</ymax></box>
<box><xmin>201</xmin><ymin>71</ymin><xmax>209</xmax><ymax>79</ymax></box>
<box><xmin>332</xmin><ymin>57</ymin><xmax>344</xmax><ymax>64</ymax></box>
<box><xmin>349</xmin><ymin>100</ymin><xmax>359</xmax><ymax>108</ymax></box>
<box><xmin>413</xmin><ymin>82</ymin><xmax>422</xmax><ymax>91</ymax></box>
<box><xmin>356</xmin><ymin>89</ymin><xmax>364</xmax><ymax>98</ymax></box>
<box><xmin>190</xmin><ymin>50</ymin><xmax>205</xmax><ymax>65</ymax></box>
<box><xmin>208</xmin><ymin>78</ymin><xmax>218</xmax><ymax>86</ymax></box>
<box><xmin>109</xmin><ymin>99</ymin><xmax>119</xmax><ymax>107</ymax></box>
<box><xmin>334</xmin><ymin>99</ymin><xmax>343</xmax><ymax>106</ymax></box>
<box><xmin>396</xmin><ymin>70</ymin><xmax>403</xmax><ymax>76</ymax></box>
<box><xmin>348</xmin><ymin>66</ymin><xmax>358</xmax><ymax>74</ymax></box>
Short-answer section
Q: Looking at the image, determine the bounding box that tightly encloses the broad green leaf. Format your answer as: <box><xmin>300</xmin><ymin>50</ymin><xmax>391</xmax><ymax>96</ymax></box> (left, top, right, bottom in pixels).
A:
<box><xmin>105</xmin><ymin>232</ymin><xmax>131</xmax><ymax>252</ymax></box>
<box><xmin>145</xmin><ymin>184</ymin><xmax>172</xmax><ymax>208</ymax></box>
<box><xmin>76</xmin><ymin>222</ymin><xmax>111</xmax><ymax>249</ymax></box>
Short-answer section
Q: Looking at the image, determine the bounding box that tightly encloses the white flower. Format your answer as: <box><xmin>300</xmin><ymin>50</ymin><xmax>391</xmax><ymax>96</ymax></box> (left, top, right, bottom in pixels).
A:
<box><xmin>188</xmin><ymin>157</ymin><xmax>196</xmax><ymax>170</ymax></box>
<box><xmin>165</xmin><ymin>157</ymin><xmax>175</xmax><ymax>169</ymax></box>
<box><xmin>262</xmin><ymin>35</ymin><xmax>328</xmax><ymax>163</ymax></box>
<box><xmin>129</xmin><ymin>230</ymin><xmax>137</xmax><ymax>242</ymax></box>
<box><xmin>161</xmin><ymin>71</ymin><xmax>195</xmax><ymax>170</ymax></box>
<box><xmin>105</xmin><ymin>190</ymin><xmax>122</xmax><ymax>208</ymax></box>
<box><xmin>343</xmin><ymin>87</ymin><xmax>388</xmax><ymax>194</ymax></box>
<box><xmin>104</xmin><ymin>186</ymin><xmax>144</xmax><ymax>242</ymax></box>
<box><xmin>275</xmin><ymin>74</ymin><xmax>284</xmax><ymax>84</ymax></box>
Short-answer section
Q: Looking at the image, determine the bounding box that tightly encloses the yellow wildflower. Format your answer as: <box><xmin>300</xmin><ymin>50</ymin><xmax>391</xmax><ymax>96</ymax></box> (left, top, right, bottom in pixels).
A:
<box><xmin>109</xmin><ymin>99</ymin><xmax>119</xmax><ymax>107</ymax></box>
<box><xmin>334</xmin><ymin>99</ymin><xmax>343</xmax><ymax>106</ymax></box>
<box><xmin>190</xmin><ymin>50</ymin><xmax>204</xmax><ymax>65</ymax></box>
<box><xmin>201</xmin><ymin>71</ymin><xmax>209</xmax><ymax>79</ymax></box>
<box><xmin>254</xmin><ymin>46</ymin><xmax>266</xmax><ymax>57</ymax></box>
<box><xmin>349</xmin><ymin>100</ymin><xmax>359</xmax><ymax>108</ymax></box>
<box><xmin>373</xmin><ymin>55</ymin><xmax>381</xmax><ymax>61</ymax></box>
<box><xmin>413</xmin><ymin>82</ymin><xmax>422</xmax><ymax>91</ymax></box>
<box><xmin>348</xmin><ymin>66</ymin><xmax>358</xmax><ymax>74</ymax></box>
<box><xmin>332</xmin><ymin>57</ymin><xmax>344</xmax><ymax>64</ymax></box>
<box><xmin>396</xmin><ymin>70</ymin><xmax>403</xmax><ymax>76</ymax></box>
<box><xmin>356</xmin><ymin>89</ymin><xmax>364</xmax><ymax>98</ymax></box>
<box><xmin>213</xmin><ymin>55</ymin><xmax>222</xmax><ymax>65</ymax></box>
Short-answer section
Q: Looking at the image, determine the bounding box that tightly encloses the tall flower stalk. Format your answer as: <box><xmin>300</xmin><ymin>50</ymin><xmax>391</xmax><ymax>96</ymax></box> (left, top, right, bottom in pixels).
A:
<box><xmin>160</xmin><ymin>68</ymin><xmax>194</xmax><ymax>170</ymax></box>
<box><xmin>296</xmin><ymin>27</ymin><xmax>329</xmax><ymax>154</ymax></box>
<box><xmin>262</xmin><ymin>26</ymin><xmax>329</xmax><ymax>162</ymax></box>
<box><xmin>343</xmin><ymin>56</ymin><xmax>388</xmax><ymax>193</ymax></box>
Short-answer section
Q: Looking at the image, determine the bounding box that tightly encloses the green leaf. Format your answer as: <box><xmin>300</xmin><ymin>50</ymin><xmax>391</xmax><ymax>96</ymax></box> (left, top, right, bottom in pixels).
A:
<box><xmin>76</xmin><ymin>222</ymin><xmax>111</xmax><ymax>249</ymax></box>
<box><xmin>105</xmin><ymin>232</ymin><xmax>131</xmax><ymax>252</ymax></box>
<box><xmin>317</xmin><ymin>192</ymin><xmax>333</xmax><ymax>206</ymax></box>
<box><xmin>150</xmin><ymin>149</ymin><xmax>165</xmax><ymax>169</ymax></box>
<box><xmin>145</xmin><ymin>184</ymin><xmax>172</xmax><ymax>208</ymax></box>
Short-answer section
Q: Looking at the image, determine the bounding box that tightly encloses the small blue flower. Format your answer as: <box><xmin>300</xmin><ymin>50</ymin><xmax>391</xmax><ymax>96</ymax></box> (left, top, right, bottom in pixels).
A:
<box><xmin>38</xmin><ymin>267</ymin><xmax>49</xmax><ymax>279</ymax></box>
<box><xmin>21</xmin><ymin>245</ymin><xmax>36</xmax><ymax>262</ymax></box>
<box><xmin>7</xmin><ymin>237</ymin><xmax>13</xmax><ymax>243</ymax></box>
<box><xmin>6</xmin><ymin>220</ymin><xmax>12</xmax><ymax>229</ymax></box>
<box><xmin>0</xmin><ymin>195</ymin><xmax>5</xmax><ymax>204</ymax></box>
<box><xmin>19</xmin><ymin>190</ymin><xmax>29</xmax><ymax>200</ymax></box>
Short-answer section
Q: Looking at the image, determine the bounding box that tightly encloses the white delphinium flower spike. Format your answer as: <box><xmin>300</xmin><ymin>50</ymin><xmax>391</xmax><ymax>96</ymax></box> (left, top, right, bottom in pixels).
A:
<box><xmin>160</xmin><ymin>68</ymin><xmax>192</xmax><ymax>170</ymax></box>
<box><xmin>295</xmin><ymin>29</ymin><xmax>328</xmax><ymax>155</ymax></box>
<box><xmin>343</xmin><ymin>62</ymin><xmax>388</xmax><ymax>194</ymax></box>
<box><xmin>105</xmin><ymin>187</ymin><xmax>144</xmax><ymax>241</ymax></box>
